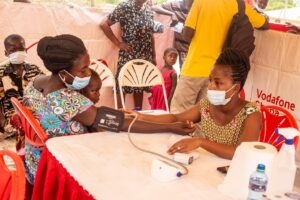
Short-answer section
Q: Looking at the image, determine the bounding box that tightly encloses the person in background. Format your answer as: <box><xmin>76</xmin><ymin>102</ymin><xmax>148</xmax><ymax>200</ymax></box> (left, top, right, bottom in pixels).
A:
<box><xmin>254</xmin><ymin>0</ymin><xmax>269</xmax><ymax>13</ymax></box>
<box><xmin>170</xmin><ymin>0</ymin><xmax>269</xmax><ymax>114</ymax></box>
<box><xmin>100</xmin><ymin>0</ymin><xmax>156</xmax><ymax>110</ymax></box>
<box><xmin>22</xmin><ymin>34</ymin><xmax>195</xmax><ymax>184</ymax></box>
<box><xmin>0</xmin><ymin>34</ymin><xmax>42</xmax><ymax>140</ymax></box>
<box><xmin>149</xmin><ymin>48</ymin><xmax>177</xmax><ymax>110</ymax></box>
<box><xmin>123</xmin><ymin>49</ymin><xmax>262</xmax><ymax>160</ymax></box>
<box><xmin>152</xmin><ymin>0</ymin><xmax>193</xmax><ymax>69</ymax></box>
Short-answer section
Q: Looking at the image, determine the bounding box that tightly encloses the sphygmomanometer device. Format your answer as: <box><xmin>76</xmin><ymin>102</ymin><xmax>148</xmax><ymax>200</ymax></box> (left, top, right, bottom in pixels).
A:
<box><xmin>93</xmin><ymin>107</ymin><xmax>190</xmax><ymax>181</ymax></box>
<box><xmin>93</xmin><ymin>106</ymin><xmax>124</xmax><ymax>132</ymax></box>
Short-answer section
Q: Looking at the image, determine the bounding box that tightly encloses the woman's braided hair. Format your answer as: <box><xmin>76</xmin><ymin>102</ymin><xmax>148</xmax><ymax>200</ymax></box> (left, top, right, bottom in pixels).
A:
<box><xmin>215</xmin><ymin>48</ymin><xmax>250</xmax><ymax>90</ymax></box>
<box><xmin>37</xmin><ymin>34</ymin><xmax>87</xmax><ymax>74</ymax></box>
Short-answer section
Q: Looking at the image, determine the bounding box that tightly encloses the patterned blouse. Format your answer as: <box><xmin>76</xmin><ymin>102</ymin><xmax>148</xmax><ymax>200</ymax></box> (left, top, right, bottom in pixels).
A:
<box><xmin>22</xmin><ymin>82</ymin><xmax>93</xmax><ymax>184</ymax></box>
<box><xmin>108</xmin><ymin>0</ymin><xmax>154</xmax><ymax>93</ymax></box>
<box><xmin>196</xmin><ymin>98</ymin><xmax>260</xmax><ymax>146</ymax></box>
<box><xmin>0</xmin><ymin>61</ymin><xmax>42</xmax><ymax>119</ymax></box>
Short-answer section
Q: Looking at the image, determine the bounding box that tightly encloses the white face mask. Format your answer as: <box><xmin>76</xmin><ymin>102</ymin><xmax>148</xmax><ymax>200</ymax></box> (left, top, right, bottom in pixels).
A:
<box><xmin>207</xmin><ymin>84</ymin><xmax>236</xmax><ymax>106</ymax></box>
<box><xmin>8</xmin><ymin>51</ymin><xmax>27</xmax><ymax>64</ymax></box>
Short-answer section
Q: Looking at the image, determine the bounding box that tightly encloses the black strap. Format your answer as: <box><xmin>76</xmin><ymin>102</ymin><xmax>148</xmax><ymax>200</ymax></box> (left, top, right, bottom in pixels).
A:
<box><xmin>236</xmin><ymin>0</ymin><xmax>246</xmax><ymax>19</ymax></box>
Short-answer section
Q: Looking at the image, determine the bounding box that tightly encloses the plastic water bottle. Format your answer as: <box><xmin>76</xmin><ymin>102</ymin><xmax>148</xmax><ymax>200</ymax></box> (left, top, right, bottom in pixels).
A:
<box><xmin>247</xmin><ymin>164</ymin><xmax>268</xmax><ymax>200</ymax></box>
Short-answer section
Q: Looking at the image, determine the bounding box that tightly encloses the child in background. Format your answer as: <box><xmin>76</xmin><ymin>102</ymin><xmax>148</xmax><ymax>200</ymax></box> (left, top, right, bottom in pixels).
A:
<box><xmin>149</xmin><ymin>48</ymin><xmax>178</xmax><ymax>110</ymax></box>
<box><xmin>254</xmin><ymin>0</ymin><xmax>269</xmax><ymax>13</ymax></box>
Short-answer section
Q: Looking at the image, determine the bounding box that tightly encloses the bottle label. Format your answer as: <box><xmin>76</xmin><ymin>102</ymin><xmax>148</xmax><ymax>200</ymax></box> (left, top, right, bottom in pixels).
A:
<box><xmin>249</xmin><ymin>182</ymin><xmax>267</xmax><ymax>192</ymax></box>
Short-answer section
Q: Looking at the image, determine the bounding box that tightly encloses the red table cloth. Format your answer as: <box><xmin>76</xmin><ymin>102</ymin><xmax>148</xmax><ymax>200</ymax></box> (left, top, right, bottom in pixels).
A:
<box><xmin>32</xmin><ymin>147</ymin><xmax>94</xmax><ymax>200</ymax></box>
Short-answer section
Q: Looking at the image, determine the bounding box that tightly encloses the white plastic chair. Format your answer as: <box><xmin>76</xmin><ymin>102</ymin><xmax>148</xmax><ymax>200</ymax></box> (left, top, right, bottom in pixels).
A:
<box><xmin>90</xmin><ymin>59</ymin><xmax>117</xmax><ymax>109</ymax></box>
<box><xmin>118</xmin><ymin>59</ymin><xmax>169</xmax><ymax>112</ymax></box>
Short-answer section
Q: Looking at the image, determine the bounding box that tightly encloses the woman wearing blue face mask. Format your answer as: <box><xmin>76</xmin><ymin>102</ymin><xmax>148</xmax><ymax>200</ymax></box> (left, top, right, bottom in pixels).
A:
<box><xmin>122</xmin><ymin>48</ymin><xmax>262</xmax><ymax>159</ymax></box>
<box><xmin>21</xmin><ymin>34</ymin><xmax>95</xmax><ymax>184</ymax></box>
<box><xmin>21</xmin><ymin>34</ymin><xmax>196</xmax><ymax>184</ymax></box>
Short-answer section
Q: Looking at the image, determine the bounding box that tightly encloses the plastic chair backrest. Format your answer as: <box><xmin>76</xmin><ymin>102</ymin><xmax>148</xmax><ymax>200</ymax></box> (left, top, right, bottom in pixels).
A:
<box><xmin>90</xmin><ymin>59</ymin><xmax>117</xmax><ymax>109</ymax></box>
<box><xmin>0</xmin><ymin>150</ymin><xmax>26</xmax><ymax>200</ymax></box>
<box><xmin>118</xmin><ymin>59</ymin><xmax>169</xmax><ymax>112</ymax></box>
<box><xmin>260</xmin><ymin>105</ymin><xmax>299</xmax><ymax>151</ymax></box>
<box><xmin>10</xmin><ymin>97</ymin><xmax>48</xmax><ymax>147</ymax></box>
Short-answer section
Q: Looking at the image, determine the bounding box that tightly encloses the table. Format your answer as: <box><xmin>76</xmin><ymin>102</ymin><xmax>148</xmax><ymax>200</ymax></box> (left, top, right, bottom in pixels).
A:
<box><xmin>32</xmin><ymin>132</ymin><xmax>233</xmax><ymax>200</ymax></box>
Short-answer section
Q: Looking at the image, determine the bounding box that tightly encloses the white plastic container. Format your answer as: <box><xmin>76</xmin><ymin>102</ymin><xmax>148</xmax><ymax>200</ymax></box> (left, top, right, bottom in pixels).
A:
<box><xmin>267</xmin><ymin>128</ymin><xmax>300</xmax><ymax>195</ymax></box>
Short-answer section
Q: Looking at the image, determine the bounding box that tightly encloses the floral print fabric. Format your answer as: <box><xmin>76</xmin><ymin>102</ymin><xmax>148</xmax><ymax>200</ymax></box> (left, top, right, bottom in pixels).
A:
<box><xmin>196</xmin><ymin>98</ymin><xmax>260</xmax><ymax>146</ymax></box>
<box><xmin>22</xmin><ymin>82</ymin><xmax>93</xmax><ymax>184</ymax></box>
<box><xmin>108</xmin><ymin>0</ymin><xmax>154</xmax><ymax>93</ymax></box>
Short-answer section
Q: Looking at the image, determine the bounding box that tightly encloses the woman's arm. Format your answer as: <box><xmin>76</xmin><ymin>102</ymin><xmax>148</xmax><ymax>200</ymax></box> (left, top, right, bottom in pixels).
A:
<box><xmin>122</xmin><ymin>104</ymin><xmax>201</xmax><ymax>124</ymax></box>
<box><xmin>73</xmin><ymin>106</ymin><xmax>196</xmax><ymax>135</ymax></box>
<box><xmin>122</xmin><ymin>117</ymin><xmax>196</xmax><ymax>135</ymax></box>
<box><xmin>168</xmin><ymin>71</ymin><xmax>177</xmax><ymax>107</ymax></box>
<box><xmin>168</xmin><ymin>111</ymin><xmax>262</xmax><ymax>159</ymax></box>
<box><xmin>100</xmin><ymin>18</ymin><xmax>132</xmax><ymax>52</ymax></box>
<box><xmin>168</xmin><ymin>137</ymin><xmax>237</xmax><ymax>159</ymax></box>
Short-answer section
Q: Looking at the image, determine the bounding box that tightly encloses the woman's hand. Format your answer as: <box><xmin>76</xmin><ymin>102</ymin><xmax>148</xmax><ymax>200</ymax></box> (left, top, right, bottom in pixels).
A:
<box><xmin>170</xmin><ymin>120</ymin><xmax>196</xmax><ymax>136</ymax></box>
<box><xmin>167</xmin><ymin>137</ymin><xmax>201</xmax><ymax>154</ymax></box>
<box><xmin>118</xmin><ymin>42</ymin><xmax>132</xmax><ymax>52</ymax></box>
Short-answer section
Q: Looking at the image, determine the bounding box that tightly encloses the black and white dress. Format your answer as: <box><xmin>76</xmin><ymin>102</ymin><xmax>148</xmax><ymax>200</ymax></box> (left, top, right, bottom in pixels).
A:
<box><xmin>108</xmin><ymin>0</ymin><xmax>154</xmax><ymax>93</ymax></box>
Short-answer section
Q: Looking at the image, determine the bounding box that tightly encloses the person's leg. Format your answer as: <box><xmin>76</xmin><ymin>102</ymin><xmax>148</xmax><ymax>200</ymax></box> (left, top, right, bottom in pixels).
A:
<box><xmin>116</xmin><ymin>93</ymin><xmax>126</xmax><ymax>109</ymax></box>
<box><xmin>170</xmin><ymin>75</ymin><xmax>201</xmax><ymax>113</ymax></box>
<box><xmin>195</xmin><ymin>78</ymin><xmax>209</xmax><ymax>104</ymax></box>
<box><xmin>133</xmin><ymin>91</ymin><xmax>143</xmax><ymax>110</ymax></box>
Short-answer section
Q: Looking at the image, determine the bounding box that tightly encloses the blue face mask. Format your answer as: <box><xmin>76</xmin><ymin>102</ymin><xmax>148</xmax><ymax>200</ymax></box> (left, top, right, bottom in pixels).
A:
<box><xmin>59</xmin><ymin>70</ymin><xmax>91</xmax><ymax>90</ymax></box>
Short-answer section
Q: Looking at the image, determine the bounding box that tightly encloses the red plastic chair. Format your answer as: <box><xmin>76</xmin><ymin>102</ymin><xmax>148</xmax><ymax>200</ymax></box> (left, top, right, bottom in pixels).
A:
<box><xmin>11</xmin><ymin>97</ymin><xmax>48</xmax><ymax>148</ymax></box>
<box><xmin>0</xmin><ymin>150</ymin><xmax>26</xmax><ymax>200</ymax></box>
<box><xmin>260</xmin><ymin>105</ymin><xmax>299</xmax><ymax>151</ymax></box>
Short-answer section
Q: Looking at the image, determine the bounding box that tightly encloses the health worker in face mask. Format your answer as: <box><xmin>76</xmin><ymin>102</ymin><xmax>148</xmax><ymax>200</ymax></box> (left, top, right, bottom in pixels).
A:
<box><xmin>0</xmin><ymin>34</ymin><xmax>42</xmax><ymax>140</ymax></box>
<box><xmin>122</xmin><ymin>48</ymin><xmax>262</xmax><ymax>160</ymax></box>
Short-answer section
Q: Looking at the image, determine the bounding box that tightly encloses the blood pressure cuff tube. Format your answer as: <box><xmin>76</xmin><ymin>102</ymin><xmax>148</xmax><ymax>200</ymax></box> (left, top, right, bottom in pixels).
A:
<box><xmin>92</xmin><ymin>106</ymin><xmax>125</xmax><ymax>132</ymax></box>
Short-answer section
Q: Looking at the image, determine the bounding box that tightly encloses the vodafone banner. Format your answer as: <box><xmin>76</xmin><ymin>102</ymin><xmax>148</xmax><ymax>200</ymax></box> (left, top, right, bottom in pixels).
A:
<box><xmin>244</xmin><ymin>30</ymin><xmax>300</xmax><ymax>126</ymax></box>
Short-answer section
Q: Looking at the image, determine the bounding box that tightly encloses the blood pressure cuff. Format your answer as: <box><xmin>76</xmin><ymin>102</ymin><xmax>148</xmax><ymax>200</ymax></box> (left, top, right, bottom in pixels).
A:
<box><xmin>92</xmin><ymin>106</ymin><xmax>125</xmax><ymax>132</ymax></box>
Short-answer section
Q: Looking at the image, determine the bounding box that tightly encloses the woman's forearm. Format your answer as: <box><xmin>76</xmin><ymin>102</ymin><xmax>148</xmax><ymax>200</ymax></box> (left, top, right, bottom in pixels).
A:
<box><xmin>122</xmin><ymin>117</ymin><xmax>171</xmax><ymax>133</ymax></box>
<box><xmin>100</xmin><ymin>21</ymin><xmax>120</xmax><ymax>47</ymax></box>
<box><xmin>138</xmin><ymin>113</ymin><xmax>178</xmax><ymax>123</ymax></box>
<box><xmin>198</xmin><ymin>138</ymin><xmax>237</xmax><ymax>159</ymax></box>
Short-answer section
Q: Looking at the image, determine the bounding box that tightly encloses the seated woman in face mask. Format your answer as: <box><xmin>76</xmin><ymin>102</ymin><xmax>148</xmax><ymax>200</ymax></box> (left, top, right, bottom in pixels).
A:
<box><xmin>22</xmin><ymin>34</ymin><xmax>196</xmax><ymax>184</ymax></box>
<box><xmin>123</xmin><ymin>48</ymin><xmax>262</xmax><ymax>160</ymax></box>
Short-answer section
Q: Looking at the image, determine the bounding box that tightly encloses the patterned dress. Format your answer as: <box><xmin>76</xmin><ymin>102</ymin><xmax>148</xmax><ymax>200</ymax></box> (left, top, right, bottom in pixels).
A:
<box><xmin>108</xmin><ymin>0</ymin><xmax>154</xmax><ymax>93</ymax></box>
<box><xmin>0</xmin><ymin>61</ymin><xmax>42</xmax><ymax>120</ymax></box>
<box><xmin>22</xmin><ymin>82</ymin><xmax>93</xmax><ymax>184</ymax></box>
<box><xmin>196</xmin><ymin>98</ymin><xmax>260</xmax><ymax>146</ymax></box>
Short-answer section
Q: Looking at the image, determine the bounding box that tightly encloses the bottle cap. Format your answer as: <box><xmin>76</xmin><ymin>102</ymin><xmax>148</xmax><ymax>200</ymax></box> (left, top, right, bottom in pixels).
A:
<box><xmin>257</xmin><ymin>164</ymin><xmax>265</xmax><ymax>172</ymax></box>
